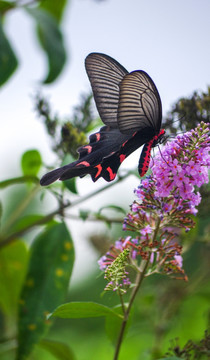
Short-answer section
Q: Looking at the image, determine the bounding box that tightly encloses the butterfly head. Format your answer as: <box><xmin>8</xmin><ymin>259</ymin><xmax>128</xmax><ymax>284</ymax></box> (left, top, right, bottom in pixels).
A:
<box><xmin>152</xmin><ymin>129</ymin><xmax>166</xmax><ymax>147</ymax></box>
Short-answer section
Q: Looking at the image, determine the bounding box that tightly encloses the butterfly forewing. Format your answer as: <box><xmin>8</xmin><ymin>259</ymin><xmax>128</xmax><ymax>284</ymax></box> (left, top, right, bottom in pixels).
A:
<box><xmin>85</xmin><ymin>53</ymin><xmax>128</xmax><ymax>127</ymax></box>
<box><xmin>117</xmin><ymin>71</ymin><xmax>162</xmax><ymax>134</ymax></box>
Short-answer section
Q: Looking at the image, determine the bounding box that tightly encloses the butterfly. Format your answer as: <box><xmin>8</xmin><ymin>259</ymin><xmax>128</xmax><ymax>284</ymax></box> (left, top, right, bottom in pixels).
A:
<box><xmin>40</xmin><ymin>52</ymin><xmax>165</xmax><ymax>186</ymax></box>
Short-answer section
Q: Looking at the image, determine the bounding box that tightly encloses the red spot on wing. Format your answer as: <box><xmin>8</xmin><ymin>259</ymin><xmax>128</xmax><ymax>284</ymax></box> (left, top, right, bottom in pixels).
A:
<box><xmin>107</xmin><ymin>167</ymin><xmax>116</xmax><ymax>180</ymax></box>
<box><xmin>120</xmin><ymin>154</ymin><xmax>126</xmax><ymax>163</ymax></box>
<box><xmin>94</xmin><ymin>164</ymin><xmax>102</xmax><ymax>178</ymax></box>
<box><xmin>76</xmin><ymin>161</ymin><xmax>90</xmax><ymax>167</ymax></box>
<box><xmin>122</xmin><ymin>131</ymin><xmax>137</xmax><ymax>147</ymax></box>
<box><xmin>83</xmin><ymin>145</ymin><xmax>92</xmax><ymax>153</ymax></box>
<box><xmin>96</xmin><ymin>133</ymin><xmax>100</xmax><ymax>142</ymax></box>
<box><xmin>89</xmin><ymin>132</ymin><xmax>101</xmax><ymax>143</ymax></box>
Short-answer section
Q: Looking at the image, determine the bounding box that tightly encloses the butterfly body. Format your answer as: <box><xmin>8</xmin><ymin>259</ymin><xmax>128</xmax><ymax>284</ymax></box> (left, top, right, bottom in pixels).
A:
<box><xmin>40</xmin><ymin>53</ymin><xmax>164</xmax><ymax>186</ymax></box>
<box><xmin>138</xmin><ymin>128</ymin><xmax>165</xmax><ymax>177</ymax></box>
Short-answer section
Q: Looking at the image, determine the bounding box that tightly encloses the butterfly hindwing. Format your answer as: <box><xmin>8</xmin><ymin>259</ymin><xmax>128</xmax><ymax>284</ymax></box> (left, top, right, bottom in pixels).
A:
<box><xmin>40</xmin><ymin>126</ymin><xmax>132</xmax><ymax>185</ymax></box>
<box><xmin>117</xmin><ymin>70</ymin><xmax>162</xmax><ymax>134</ymax></box>
<box><xmin>93</xmin><ymin>129</ymin><xmax>157</xmax><ymax>182</ymax></box>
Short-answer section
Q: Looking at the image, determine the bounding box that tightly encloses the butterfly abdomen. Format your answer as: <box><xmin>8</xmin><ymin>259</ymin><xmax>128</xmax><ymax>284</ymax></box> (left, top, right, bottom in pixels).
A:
<box><xmin>138</xmin><ymin>141</ymin><xmax>153</xmax><ymax>177</ymax></box>
<box><xmin>138</xmin><ymin>129</ymin><xmax>165</xmax><ymax>176</ymax></box>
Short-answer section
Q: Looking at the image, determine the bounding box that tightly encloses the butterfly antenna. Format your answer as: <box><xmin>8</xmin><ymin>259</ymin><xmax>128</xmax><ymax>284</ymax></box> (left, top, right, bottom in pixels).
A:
<box><xmin>167</xmin><ymin>131</ymin><xmax>184</xmax><ymax>139</ymax></box>
<box><xmin>157</xmin><ymin>144</ymin><xmax>169</xmax><ymax>167</ymax></box>
<box><xmin>163</xmin><ymin>113</ymin><xmax>186</xmax><ymax>127</ymax></box>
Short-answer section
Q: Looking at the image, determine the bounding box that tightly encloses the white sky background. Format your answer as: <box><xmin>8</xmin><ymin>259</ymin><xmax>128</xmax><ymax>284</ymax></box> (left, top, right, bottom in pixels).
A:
<box><xmin>1</xmin><ymin>0</ymin><xmax>210</xmax><ymax>280</ymax></box>
<box><xmin>1</xmin><ymin>0</ymin><xmax>210</xmax><ymax>174</ymax></box>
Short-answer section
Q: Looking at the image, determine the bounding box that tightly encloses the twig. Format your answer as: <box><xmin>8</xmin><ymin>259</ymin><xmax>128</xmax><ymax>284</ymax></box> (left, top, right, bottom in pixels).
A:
<box><xmin>0</xmin><ymin>175</ymin><xmax>125</xmax><ymax>249</ymax></box>
<box><xmin>65</xmin><ymin>213</ymin><xmax>124</xmax><ymax>224</ymax></box>
<box><xmin>0</xmin><ymin>202</ymin><xmax>69</xmax><ymax>249</ymax></box>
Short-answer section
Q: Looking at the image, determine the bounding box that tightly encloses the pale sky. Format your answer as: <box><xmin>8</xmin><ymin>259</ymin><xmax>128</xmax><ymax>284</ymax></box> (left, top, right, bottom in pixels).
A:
<box><xmin>1</xmin><ymin>0</ymin><xmax>210</xmax><ymax>279</ymax></box>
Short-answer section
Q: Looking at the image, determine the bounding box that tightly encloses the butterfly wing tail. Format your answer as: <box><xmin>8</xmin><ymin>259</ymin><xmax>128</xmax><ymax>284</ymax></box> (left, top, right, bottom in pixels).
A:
<box><xmin>40</xmin><ymin>166</ymin><xmax>69</xmax><ymax>186</ymax></box>
<box><xmin>40</xmin><ymin>160</ymin><xmax>95</xmax><ymax>186</ymax></box>
<box><xmin>40</xmin><ymin>126</ymin><xmax>136</xmax><ymax>186</ymax></box>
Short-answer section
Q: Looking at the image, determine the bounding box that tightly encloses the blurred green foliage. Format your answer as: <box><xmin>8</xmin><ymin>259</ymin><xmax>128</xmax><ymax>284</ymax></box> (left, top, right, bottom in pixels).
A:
<box><xmin>0</xmin><ymin>1</ymin><xmax>209</xmax><ymax>359</ymax></box>
<box><xmin>164</xmin><ymin>87</ymin><xmax>210</xmax><ymax>134</ymax></box>
<box><xmin>35</xmin><ymin>92</ymin><xmax>100</xmax><ymax>159</ymax></box>
<box><xmin>17</xmin><ymin>222</ymin><xmax>74</xmax><ymax>360</ymax></box>
<box><xmin>0</xmin><ymin>0</ymin><xmax>67</xmax><ymax>86</ymax></box>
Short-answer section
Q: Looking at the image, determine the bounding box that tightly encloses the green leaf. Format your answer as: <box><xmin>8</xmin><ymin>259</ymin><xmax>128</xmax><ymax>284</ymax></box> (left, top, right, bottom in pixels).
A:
<box><xmin>50</xmin><ymin>302</ymin><xmax>122</xmax><ymax>319</ymax></box>
<box><xmin>0</xmin><ymin>16</ymin><xmax>18</xmax><ymax>86</ymax></box>
<box><xmin>0</xmin><ymin>1</ymin><xmax>16</xmax><ymax>13</ymax></box>
<box><xmin>105</xmin><ymin>313</ymin><xmax>123</xmax><ymax>345</ymax></box>
<box><xmin>63</xmin><ymin>178</ymin><xmax>78</xmax><ymax>194</ymax></box>
<box><xmin>39</xmin><ymin>339</ymin><xmax>75</xmax><ymax>360</ymax></box>
<box><xmin>17</xmin><ymin>222</ymin><xmax>75</xmax><ymax>360</ymax></box>
<box><xmin>13</xmin><ymin>214</ymin><xmax>56</xmax><ymax>232</ymax></box>
<box><xmin>21</xmin><ymin>149</ymin><xmax>42</xmax><ymax>177</ymax></box>
<box><xmin>79</xmin><ymin>209</ymin><xmax>89</xmax><ymax>221</ymax></box>
<box><xmin>26</xmin><ymin>8</ymin><xmax>66</xmax><ymax>84</ymax></box>
<box><xmin>39</xmin><ymin>0</ymin><xmax>67</xmax><ymax>23</ymax></box>
<box><xmin>0</xmin><ymin>241</ymin><xmax>28</xmax><ymax>315</ymax></box>
<box><xmin>99</xmin><ymin>205</ymin><xmax>127</xmax><ymax>216</ymax></box>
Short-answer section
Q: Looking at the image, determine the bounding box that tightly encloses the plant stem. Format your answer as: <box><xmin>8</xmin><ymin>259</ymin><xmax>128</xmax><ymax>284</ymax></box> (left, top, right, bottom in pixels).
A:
<box><xmin>0</xmin><ymin>202</ymin><xmax>68</xmax><ymax>248</ymax></box>
<box><xmin>67</xmin><ymin>175</ymin><xmax>124</xmax><ymax>207</ymax></box>
<box><xmin>113</xmin><ymin>218</ymin><xmax>161</xmax><ymax>360</ymax></box>
<box><xmin>113</xmin><ymin>258</ymin><xmax>150</xmax><ymax>360</ymax></box>
<box><xmin>0</xmin><ymin>176</ymin><xmax>39</xmax><ymax>189</ymax></box>
<box><xmin>118</xmin><ymin>291</ymin><xmax>126</xmax><ymax>316</ymax></box>
<box><xmin>66</xmin><ymin>213</ymin><xmax>124</xmax><ymax>224</ymax></box>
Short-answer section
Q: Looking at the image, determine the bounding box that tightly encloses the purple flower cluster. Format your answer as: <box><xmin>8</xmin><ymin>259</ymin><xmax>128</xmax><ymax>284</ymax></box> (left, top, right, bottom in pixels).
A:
<box><xmin>98</xmin><ymin>123</ymin><xmax>210</xmax><ymax>288</ymax></box>
<box><xmin>132</xmin><ymin>122</ymin><xmax>210</xmax><ymax>226</ymax></box>
<box><xmin>151</xmin><ymin>124</ymin><xmax>210</xmax><ymax>214</ymax></box>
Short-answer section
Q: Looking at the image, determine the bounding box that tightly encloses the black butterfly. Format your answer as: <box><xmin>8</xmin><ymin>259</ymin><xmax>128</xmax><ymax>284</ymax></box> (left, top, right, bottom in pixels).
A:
<box><xmin>40</xmin><ymin>53</ymin><xmax>165</xmax><ymax>186</ymax></box>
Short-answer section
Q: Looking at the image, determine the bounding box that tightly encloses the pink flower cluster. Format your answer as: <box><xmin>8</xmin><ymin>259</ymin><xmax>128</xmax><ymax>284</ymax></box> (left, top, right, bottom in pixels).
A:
<box><xmin>98</xmin><ymin>123</ymin><xmax>210</xmax><ymax>286</ymax></box>
<box><xmin>133</xmin><ymin>123</ymin><xmax>210</xmax><ymax>222</ymax></box>
<box><xmin>151</xmin><ymin>124</ymin><xmax>210</xmax><ymax>213</ymax></box>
